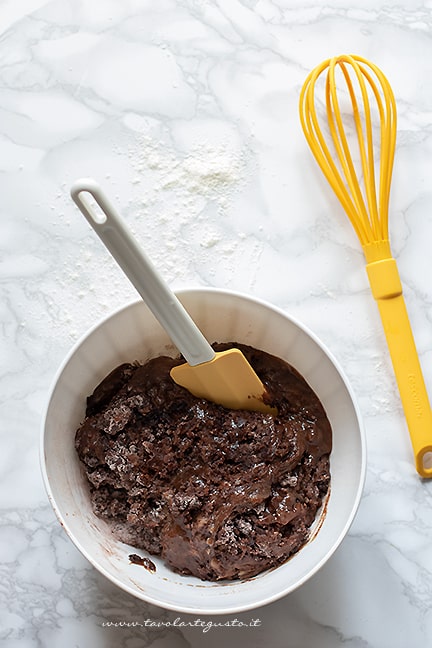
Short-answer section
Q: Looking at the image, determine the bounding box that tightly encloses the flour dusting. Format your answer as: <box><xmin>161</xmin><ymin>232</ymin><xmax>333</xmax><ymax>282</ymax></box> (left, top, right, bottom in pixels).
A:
<box><xmin>128</xmin><ymin>135</ymin><xmax>247</xmax><ymax>207</ymax></box>
<box><xmin>52</xmin><ymin>132</ymin><xmax>255</xmax><ymax>343</ymax></box>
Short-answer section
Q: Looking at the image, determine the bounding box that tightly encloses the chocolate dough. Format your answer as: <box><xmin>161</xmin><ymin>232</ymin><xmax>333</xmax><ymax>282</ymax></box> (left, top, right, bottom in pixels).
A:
<box><xmin>75</xmin><ymin>343</ymin><xmax>332</xmax><ymax>581</ymax></box>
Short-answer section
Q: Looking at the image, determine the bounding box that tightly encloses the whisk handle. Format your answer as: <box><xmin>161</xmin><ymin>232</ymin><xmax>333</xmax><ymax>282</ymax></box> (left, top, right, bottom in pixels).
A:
<box><xmin>366</xmin><ymin>257</ymin><xmax>432</xmax><ymax>478</ymax></box>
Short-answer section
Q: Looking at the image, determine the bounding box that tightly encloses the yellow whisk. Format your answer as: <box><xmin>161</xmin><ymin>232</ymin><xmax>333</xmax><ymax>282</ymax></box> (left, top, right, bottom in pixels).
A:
<box><xmin>299</xmin><ymin>54</ymin><xmax>432</xmax><ymax>478</ymax></box>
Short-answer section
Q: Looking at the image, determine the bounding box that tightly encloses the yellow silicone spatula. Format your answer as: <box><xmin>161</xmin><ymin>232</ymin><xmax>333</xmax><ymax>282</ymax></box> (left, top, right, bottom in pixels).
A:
<box><xmin>71</xmin><ymin>179</ymin><xmax>276</xmax><ymax>415</ymax></box>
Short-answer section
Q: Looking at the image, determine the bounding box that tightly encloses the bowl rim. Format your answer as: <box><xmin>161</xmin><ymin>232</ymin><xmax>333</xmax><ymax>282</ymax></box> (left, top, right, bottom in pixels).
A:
<box><xmin>40</xmin><ymin>287</ymin><xmax>366</xmax><ymax>614</ymax></box>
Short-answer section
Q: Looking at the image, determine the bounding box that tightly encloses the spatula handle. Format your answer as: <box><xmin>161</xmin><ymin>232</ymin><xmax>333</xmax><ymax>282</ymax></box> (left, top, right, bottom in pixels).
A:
<box><xmin>366</xmin><ymin>257</ymin><xmax>432</xmax><ymax>478</ymax></box>
<box><xmin>70</xmin><ymin>178</ymin><xmax>215</xmax><ymax>367</ymax></box>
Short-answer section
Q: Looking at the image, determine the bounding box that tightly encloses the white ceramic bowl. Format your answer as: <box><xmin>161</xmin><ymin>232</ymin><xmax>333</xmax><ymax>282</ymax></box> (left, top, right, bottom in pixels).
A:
<box><xmin>40</xmin><ymin>288</ymin><xmax>365</xmax><ymax>614</ymax></box>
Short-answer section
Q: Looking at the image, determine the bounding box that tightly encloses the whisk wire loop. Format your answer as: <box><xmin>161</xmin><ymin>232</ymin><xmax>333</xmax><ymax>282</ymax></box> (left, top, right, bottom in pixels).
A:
<box><xmin>300</xmin><ymin>62</ymin><xmax>362</xmax><ymax>238</ymax></box>
<box><xmin>327</xmin><ymin>59</ymin><xmax>373</xmax><ymax>237</ymax></box>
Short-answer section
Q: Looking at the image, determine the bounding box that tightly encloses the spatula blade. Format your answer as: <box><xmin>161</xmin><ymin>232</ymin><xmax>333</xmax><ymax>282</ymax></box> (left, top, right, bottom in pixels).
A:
<box><xmin>170</xmin><ymin>348</ymin><xmax>277</xmax><ymax>415</ymax></box>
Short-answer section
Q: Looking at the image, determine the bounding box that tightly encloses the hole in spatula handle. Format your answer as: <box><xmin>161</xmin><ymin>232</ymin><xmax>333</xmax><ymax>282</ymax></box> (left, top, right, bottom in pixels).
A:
<box><xmin>75</xmin><ymin>190</ymin><xmax>107</xmax><ymax>225</ymax></box>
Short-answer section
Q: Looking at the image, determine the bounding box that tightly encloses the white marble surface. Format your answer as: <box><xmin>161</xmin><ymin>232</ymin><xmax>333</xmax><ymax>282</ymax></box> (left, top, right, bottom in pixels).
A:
<box><xmin>2</xmin><ymin>0</ymin><xmax>432</xmax><ymax>646</ymax></box>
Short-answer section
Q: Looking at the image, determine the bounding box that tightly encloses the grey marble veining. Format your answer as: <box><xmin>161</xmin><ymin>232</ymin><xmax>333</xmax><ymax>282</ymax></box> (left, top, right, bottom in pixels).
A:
<box><xmin>1</xmin><ymin>0</ymin><xmax>432</xmax><ymax>646</ymax></box>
